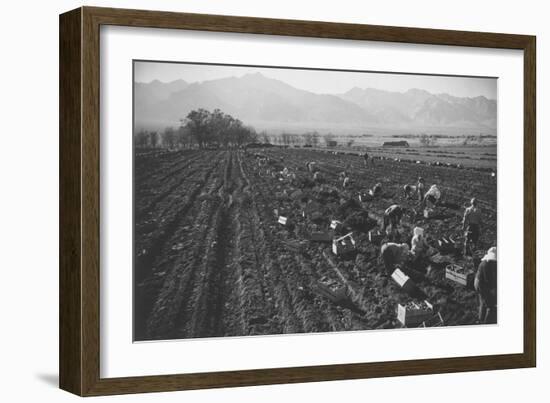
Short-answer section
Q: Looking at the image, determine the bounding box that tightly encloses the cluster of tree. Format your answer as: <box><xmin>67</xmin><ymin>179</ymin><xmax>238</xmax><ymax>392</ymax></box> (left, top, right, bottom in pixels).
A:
<box><xmin>462</xmin><ymin>134</ymin><xmax>486</xmax><ymax>146</ymax></box>
<box><xmin>323</xmin><ymin>133</ymin><xmax>337</xmax><ymax>147</ymax></box>
<box><xmin>184</xmin><ymin>108</ymin><xmax>258</xmax><ymax>148</ymax></box>
<box><xmin>135</xmin><ymin>108</ymin><xmax>258</xmax><ymax>149</ymax></box>
<box><xmin>419</xmin><ymin>134</ymin><xmax>439</xmax><ymax>147</ymax></box>
<box><xmin>267</xmin><ymin>131</ymin><xmax>339</xmax><ymax>147</ymax></box>
<box><xmin>135</xmin><ymin>126</ymin><xmax>197</xmax><ymax>149</ymax></box>
<box><xmin>301</xmin><ymin>131</ymin><xmax>321</xmax><ymax>147</ymax></box>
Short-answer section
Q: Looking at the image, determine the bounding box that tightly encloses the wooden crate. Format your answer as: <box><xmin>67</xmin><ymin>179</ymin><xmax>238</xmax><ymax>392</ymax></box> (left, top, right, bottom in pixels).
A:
<box><xmin>445</xmin><ymin>264</ymin><xmax>475</xmax><ymax>287</ymax></box>
<box><xmin>368</xmin><ymin>230</ymin><xmax>385</xmax><ymax>245</ymax></box>
<box><xmin>309</xmin><ymin>231</ymin><xmax>334</xmax><ymax>243</ymax></box>
<box><xmin>397</xmin><ymin>300</ymin><xmax>434</xmax><ymax>327</ymax></box>
<box><xmin>437</xmin><ymin>237</ymin><xmax>456</xmax><ymax>254</ymax></box>
<box><xmin>419</xmin><ymin>312</ymin><xmax>445</xmax><ymax>328</ymax></box>
<box><xmin>332</xmin><ymin>232</ymin><xmax>356</xmax><ymax>256</ymax></box>
<box><xmin>278</xmin><ymin>216</ymin><xmax>289</xmax><ymax>226</ymax></box>
<box><xmin>391</xmin><ymin>268</ymin><xmax>416</xmax><ymax>294</ymax></box>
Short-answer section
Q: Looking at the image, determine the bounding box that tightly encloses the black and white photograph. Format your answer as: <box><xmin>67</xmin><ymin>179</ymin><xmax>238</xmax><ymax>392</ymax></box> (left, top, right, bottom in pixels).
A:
<box><xmin>133</xmin><ymin>61</ymin><xmax>497</xmax><ymax>342</ymax></box>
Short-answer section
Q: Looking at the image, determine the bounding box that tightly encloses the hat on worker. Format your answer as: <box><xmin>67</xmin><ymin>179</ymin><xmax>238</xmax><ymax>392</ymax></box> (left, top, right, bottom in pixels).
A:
<box><xmin>482</xmin><ymin>246</ymin><xmax>497</xmax><ymax>262</ymax></box>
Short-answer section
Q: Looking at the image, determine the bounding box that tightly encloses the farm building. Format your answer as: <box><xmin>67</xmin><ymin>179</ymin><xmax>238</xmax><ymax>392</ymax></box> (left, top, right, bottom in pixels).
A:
<box><xmin>326</xmin><ymin>140</ymin><xmax>338</xmax><ymax>147</ymax></box>
<box><xmin>383</xmin><ymin>140</ymin><xmax>410</xmax><ymax>147</ymax></box>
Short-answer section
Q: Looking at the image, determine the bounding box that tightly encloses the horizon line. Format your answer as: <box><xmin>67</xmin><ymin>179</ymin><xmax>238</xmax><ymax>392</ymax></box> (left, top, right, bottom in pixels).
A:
<box><xmin>135</xmin><ymin>73</ymin><xmax>497</xmax><ymax>101</ymax></box>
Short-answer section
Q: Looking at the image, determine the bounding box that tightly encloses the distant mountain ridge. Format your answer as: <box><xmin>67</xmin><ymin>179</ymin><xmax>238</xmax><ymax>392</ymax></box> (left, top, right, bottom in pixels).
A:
<box><xmin>134</xmin><ymin>73</ymin><xmax>496</xmax><ymax>134</ymax></box>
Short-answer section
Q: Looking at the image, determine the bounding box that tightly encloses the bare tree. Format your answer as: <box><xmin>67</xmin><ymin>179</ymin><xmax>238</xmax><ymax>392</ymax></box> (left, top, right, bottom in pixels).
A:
<box><xmin>419</xmin><ymin>134</ymin><xmax>437</xmax><ymax>147</ymax></box>
<box><xmin>323</xmin><ymin>133</ymin><xmax>336</xmax><ymax>147</ymax></box>
<box><xmin>260</xmin><ymin>130</ymin><xmax>270</xmax><ymax>144</ymax></box>
<box><xmin>149</xmin><ymin>131</ymin><xmax>160</xmax><ymax>148</ymax></box>
<box><xmin>302</xmin><ymin>132</ymin><xmax>314</xmax><ymax>146</ymax></box>
<box><xmin>162</xmin><ymin>127</ymin><xmax>177</xmax><ymax>149</ymax></box>
<box><xmin>176</xmin><ymin>124</ymin><xmax>193</xmax><ymax>148</ymax></box>
<box><xmin>135</xmin><ymin>129</ymin><xmax>150</xmax><ymax>148</ymax></box>
<box><xmin>311</xmin><ymin>131</ymin><xmax>320</xmax><ymax>147</ymax></box>
<box><xmin>280</xmin><ymin>132</ymin><xmax>292</xmax><ymax>146</ymax></box>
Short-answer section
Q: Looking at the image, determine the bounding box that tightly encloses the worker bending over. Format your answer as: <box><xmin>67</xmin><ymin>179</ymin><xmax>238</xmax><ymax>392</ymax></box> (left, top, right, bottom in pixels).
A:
<box><xmin>403</xmin><ymin>184</ymin><xmax>416</xmax><ymax>199</ymax></box>
<box><xmin>383</xmin><ymin>204</ymin><xmax>404</xmax><ymax>232</ymax></box>
<box><xmin>380</xmin><ymin>243</ymin><xmax>410</xmax><ymax>275</ymax></box>
<box><xmin>371</xmin><ymin>182</ymin><xmax>383</xmax><ymax>197</ymax></box>
<box><xmin>423</xmin><ymin>184</ymin><xmax>441</xmax><ymax>208</ymax></box>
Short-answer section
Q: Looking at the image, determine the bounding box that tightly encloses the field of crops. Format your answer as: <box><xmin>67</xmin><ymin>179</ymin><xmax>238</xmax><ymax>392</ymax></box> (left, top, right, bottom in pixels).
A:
<box><xmin>134</xmin><ymin>147</ymin><xmax>497</xmax><ymax>341</ymax></box>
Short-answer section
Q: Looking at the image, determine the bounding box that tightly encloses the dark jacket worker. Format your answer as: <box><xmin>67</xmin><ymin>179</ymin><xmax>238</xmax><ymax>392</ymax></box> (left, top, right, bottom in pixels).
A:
<box><xmin>474</xmin><ymin>247</ymin><xmax>497</xmax><ymax>324</ymax></box>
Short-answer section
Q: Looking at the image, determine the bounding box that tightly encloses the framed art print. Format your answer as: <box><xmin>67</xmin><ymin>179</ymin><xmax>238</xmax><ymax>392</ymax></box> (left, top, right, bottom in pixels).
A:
<box><xmin>59</xmin><ymin>6</ymin><xmax>536</xmax><ymax>396</ymax></box>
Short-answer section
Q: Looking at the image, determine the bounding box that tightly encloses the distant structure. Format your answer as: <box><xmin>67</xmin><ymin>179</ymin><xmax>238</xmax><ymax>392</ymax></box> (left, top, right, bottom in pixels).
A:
<box><xmin>383</xmin><ymin>140</ymin><xmax>410</xmax><ymax>147</ymax></box>
<box><xmin>326</xmin><ymin>140</ymin><xmax>338</xmax><ymax>147</ymax></box>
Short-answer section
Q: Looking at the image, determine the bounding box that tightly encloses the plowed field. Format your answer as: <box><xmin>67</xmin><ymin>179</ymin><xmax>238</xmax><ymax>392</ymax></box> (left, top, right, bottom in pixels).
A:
<box><xmin>134</xmin><ymin>147</ymin><xmax>497</xmax><ymax>341</ymax></box>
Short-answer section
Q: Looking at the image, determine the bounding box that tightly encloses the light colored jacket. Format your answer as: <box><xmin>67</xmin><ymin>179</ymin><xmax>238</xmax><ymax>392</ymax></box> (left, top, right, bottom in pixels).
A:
<box><xmin>411</xmin><ymin>227</ymin><xmax>429</xmax><ymax>256</ymax></box>
<box><xmin>425</xmin><ymin>185</ymin><xmax>441</xmax><ymax>199</ymax></box>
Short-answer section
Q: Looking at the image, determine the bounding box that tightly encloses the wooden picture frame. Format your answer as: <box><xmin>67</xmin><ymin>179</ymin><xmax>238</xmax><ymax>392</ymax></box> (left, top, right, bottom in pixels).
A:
<box><xmin>59</xmin><ymin>6</ymin><xmax>536</xmax><ymax>396</ymax></box>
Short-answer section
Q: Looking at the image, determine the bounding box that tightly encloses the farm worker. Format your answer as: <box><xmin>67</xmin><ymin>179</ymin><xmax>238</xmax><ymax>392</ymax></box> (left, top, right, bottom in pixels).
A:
<box><xmin>362</xmin><ymin>151</ymin><xmax>369</xmax><ymax>167</ymax></box>
<box><xmin>462</xmin><ymin>197</ymin><xmax>483</xmax><ymax>255</ymax></box>
<box><xmin>474</xmin><ymin>246</ymin><xmax>497</xmax><ymax>324</ymax></box>
<box><xmin>411</xmin><ymin>226</ymin><xmax>430</xmax><ymax>259</ymax></box>
<box><xmin>380</xmin><ymin>243</ymin><xmax>410</xmax><ymax>275</ymax></box>
<box><xmin>417</xmin><ymin>177</ymin><xmax>426</xmax><ymax>201</ymax></box>
<box><xmin>403</xmin><ymin>184</ymin><xmax>416</xmax><ymax>199</ymax></box>
<box><xmin>362</xmin><ymin>151</ymin><xmax>375</xmax><ymax>167</ymax></box>
<box><xmin>371</xmin><ymin>182</ymin><xmax>382</xmax><ymax>197</ymax></box>
<box><xmin>342</xmin><ymin>176</ymin><xmax>351</xmax><ymax>189</ymax></box>
<box><xmin>382</xmin><ymin>204</ymin><xmax>404</xmax><ymax>231</ymax></box>
<box><xmin>313</xmin><ymin>171</ymin><xmax>322</xmax><ymax>182</ymax></box>
<box><xmin>423</xmin><ymin>184</ymin><xmax>441</xmax><ymax>208</ymax></box>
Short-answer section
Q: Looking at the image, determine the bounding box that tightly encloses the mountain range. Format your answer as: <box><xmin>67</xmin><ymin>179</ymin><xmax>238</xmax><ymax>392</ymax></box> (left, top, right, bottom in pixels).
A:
<box><xmin>134</xmin><ymin>72</ymin><xmax>496</xmax><ymax>134</ymax></box>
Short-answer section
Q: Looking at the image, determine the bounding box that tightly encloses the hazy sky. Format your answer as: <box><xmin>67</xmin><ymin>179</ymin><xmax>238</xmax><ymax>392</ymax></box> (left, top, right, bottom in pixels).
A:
<box><xmin>134</xmin><ymin>61</ymin><xmax>497</xmax><ymax>100</ymax></box>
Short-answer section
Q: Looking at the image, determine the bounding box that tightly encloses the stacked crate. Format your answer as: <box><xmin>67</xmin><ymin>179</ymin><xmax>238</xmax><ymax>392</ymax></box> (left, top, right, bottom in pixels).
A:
<box><xmin>332</xmin><ymin>232</ymin><xmax>356</xmax><ymax>257</ymax></box>
<box><xmin>445</xmin><ymin>263</ymin><xmax>475</xmax><ymax>287</ymax></box>
<box><xmin>397</xmin><ymin>300</ymin><xmax>434</xmax><ymax>327</ymax></box>
<box><xmin>368</xmin><ymin>229</ymin><xmax>385</xmax><ymax>245</ymax></box>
